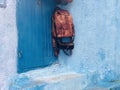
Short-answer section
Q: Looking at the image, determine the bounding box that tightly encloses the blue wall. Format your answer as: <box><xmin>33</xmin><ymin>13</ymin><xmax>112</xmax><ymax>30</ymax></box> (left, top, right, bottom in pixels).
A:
<box><xmin>8</xmin><ymin>0</ymin><xmax>120</xmax><ymax>89</ymax></box>
<box><xmin>16</xmin><ymin>0</ymin><xmax>120</xmax><ymax>85</ymax></box>
<box><xmin>58</xmin><ymin>0</ymin><xmax>120</xmax><ymax>83</ymax></box>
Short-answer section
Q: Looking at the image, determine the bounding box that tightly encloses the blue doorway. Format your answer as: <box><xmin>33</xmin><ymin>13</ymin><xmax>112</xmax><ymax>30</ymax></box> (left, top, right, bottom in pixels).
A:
<box><xmin>17</xmin><ymin>0</ymin><xmax>57</xmax><ymax>73</ymax></box>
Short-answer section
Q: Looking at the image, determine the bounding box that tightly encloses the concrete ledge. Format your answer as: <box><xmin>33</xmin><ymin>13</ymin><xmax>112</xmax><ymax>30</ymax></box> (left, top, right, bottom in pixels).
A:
<box><xmin>9</xmin><ymin>65</ymin><xmax>87</xmax><ymax>90</ymax></box>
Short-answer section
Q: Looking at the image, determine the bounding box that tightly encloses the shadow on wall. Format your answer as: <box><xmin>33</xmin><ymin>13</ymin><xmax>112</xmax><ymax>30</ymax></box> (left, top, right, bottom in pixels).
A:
<box><xmin>0</xmin><ymin>0</ymin><xmax>6</xmax><ymax>8</ymax></box>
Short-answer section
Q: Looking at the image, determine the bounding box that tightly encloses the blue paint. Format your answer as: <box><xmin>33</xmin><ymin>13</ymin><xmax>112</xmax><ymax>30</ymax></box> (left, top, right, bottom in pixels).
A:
<box><xmin>11</xmin><ymin>75</ymin><xmax>32</xmax><ymax>89</ymax></box>
<box><xmin>97</xmin><ymin>48</ymin><xmax>106</xmax><ymax>61</ymax></box>
<box><xmin>9</xmin><ymin>68</ymin><xmax>87</xmax><ymax>90</ymax></box>
<box><xmin>103</xmin><ymin>70</ymin><xmax>117</xmax><ymax>82</ymax></box>
<box><xmin>59</xmin><ymin>0</ymin><xmax>120</xmax><ymax>83</ymax></box>
<box><xmin>11</xmin><ymin>0</ymin><xmax>120</xmax><ymax>89</ymax></box>
<box><xmin>17</xmin><ymin>0</ymin><xmax>57</xmax><ymax>73</ymax></box>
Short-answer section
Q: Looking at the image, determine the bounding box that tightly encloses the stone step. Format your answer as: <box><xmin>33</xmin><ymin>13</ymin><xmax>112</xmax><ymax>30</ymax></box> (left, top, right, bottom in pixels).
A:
<box><xmin>9</xmin><ymin>65</ymin><xmax>88</xmax><ymax>90</ymax></box>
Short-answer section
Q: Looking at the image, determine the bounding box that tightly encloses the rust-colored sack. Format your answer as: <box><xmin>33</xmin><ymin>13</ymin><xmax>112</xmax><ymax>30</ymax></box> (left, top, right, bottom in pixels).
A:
<box><xmin>53</xmin><ymin>8</ymin><xmax>74</xmax><ymax>38</ymax></box>
<box><xmin>52</xmin><ymin>7</ymin><xmax>75</xmax><ymax>56</ymax></box>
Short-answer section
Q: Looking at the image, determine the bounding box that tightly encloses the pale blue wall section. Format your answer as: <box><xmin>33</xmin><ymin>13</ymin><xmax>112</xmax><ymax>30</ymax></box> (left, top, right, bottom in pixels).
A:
<box><xmin>17</xmin><ymin>0</ymin><xmax>57</xmax><ymax>73</ymax></box>
<box><xmin>58</xmin><ymin>0</ymin><xmax>120</xmax><ymax>82</ymax></box>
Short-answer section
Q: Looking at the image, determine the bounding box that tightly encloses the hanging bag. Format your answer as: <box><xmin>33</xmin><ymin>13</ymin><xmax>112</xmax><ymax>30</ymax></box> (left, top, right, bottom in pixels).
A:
<box><xmin>52</xmin><ymin>7</ymin><xmax>75</xmax><ymax>56</ymax></box>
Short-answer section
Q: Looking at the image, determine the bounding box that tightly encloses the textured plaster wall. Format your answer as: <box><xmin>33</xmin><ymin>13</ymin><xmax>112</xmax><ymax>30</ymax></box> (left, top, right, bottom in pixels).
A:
<box><xmin>0</xmin><ymin>0</ymin><xmax>17</xmax><ymax>89</ymax></box>
<box><xmin>60</xmin><ymin>0</ymin><xmax>120</xmax><ymax>82</ymax></box>
<box><xmin>1</xmin><ymin>0</ymin><xmax>120</xmax><ymax>89</ymax></box>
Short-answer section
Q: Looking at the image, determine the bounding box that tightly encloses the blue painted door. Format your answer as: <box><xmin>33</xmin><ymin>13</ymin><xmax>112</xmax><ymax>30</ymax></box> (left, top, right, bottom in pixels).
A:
<box><xmin>17</xmin><ymin>0</ymin><xmax>57</xmax><ymax>73</ymax></box>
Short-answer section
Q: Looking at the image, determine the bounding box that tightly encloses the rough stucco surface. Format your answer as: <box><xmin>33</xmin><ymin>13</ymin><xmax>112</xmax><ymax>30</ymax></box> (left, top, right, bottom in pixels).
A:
<box><xmin>60</xmin><ymin>0</ymin><xmax>120</xmax><ymax>82</ymax></box>
<box><xmin>0</xmin><ymin>0</ymin><xmax>17</xmax><ymax>89</ymax></box>
<box><xmin>9</xmin><ymin>65</ymin><xmax>88</xmax><ymax>90</ymax></box>
<box><xmin>1</xmin><ymin>0</ymin><xmax>120</xmax><ymax>89</ymax></box>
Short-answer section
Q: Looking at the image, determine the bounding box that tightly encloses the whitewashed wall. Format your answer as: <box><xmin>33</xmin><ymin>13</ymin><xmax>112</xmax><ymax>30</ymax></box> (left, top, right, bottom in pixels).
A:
<box><xmin>0</xmin><ymin>0</ymin><xmax>17</xmax><ymax>89</ymax></box>
<box><xmin>1</xmin><ymin>0</ymin><xmax>120</xmax><ymax>89</ymax></box>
